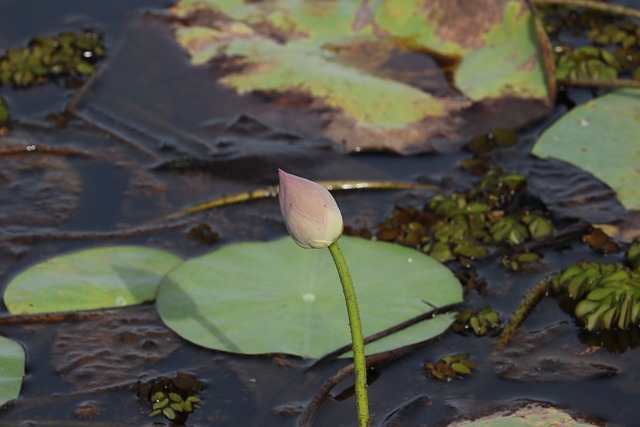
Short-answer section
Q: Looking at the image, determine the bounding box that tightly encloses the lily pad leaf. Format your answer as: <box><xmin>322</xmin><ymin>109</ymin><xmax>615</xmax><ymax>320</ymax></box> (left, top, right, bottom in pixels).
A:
<box><xmin>4</xmin><ymin>246</ymin><xmax>183</xmax><ymax>314</ymax></box>
<box><xmin>0</xmin><ymin>336</ymin><xmax>25</xmax><ymax>407</ymax></box>
<box><xmin>446</xmin><ymin>404</ymin><xmax>598</xmax><ymax>427</ymax></box>
<box><xmin>156</xmin><ymin>236</ymin><xmax>462</xmax><ymax>358</ymax></box>
<box><xmin>532</xmin><ymin>89</ymin><xmax>640</xmax><ymax>211</ymax></box>
<box><xmin>170</xmin><ymin>0</ymin><xmax>553</xmax><ymax>154</ymax></box>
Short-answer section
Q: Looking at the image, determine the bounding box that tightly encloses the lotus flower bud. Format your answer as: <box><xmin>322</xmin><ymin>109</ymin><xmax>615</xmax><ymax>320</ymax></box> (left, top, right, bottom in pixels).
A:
<box><xmin>278</xmin><ymin>169</ymin><xmax>344</xmax><ymax>249</ymax></box>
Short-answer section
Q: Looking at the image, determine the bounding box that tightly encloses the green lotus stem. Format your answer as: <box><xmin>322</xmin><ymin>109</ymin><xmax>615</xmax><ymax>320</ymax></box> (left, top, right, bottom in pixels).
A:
<box><xmin>328</xmin><ymin>239</ymin><xmax>370</xmax><ymax>427</ymax></box>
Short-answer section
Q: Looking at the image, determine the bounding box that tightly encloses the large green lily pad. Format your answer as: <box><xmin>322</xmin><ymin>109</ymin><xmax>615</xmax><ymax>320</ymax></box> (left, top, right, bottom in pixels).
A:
<box><xmin>0</xmin><ymin>336</ymin><xmax>25</xmax><ymax>407</ymax></box>
<box><xmin>4</xmin><ymin>246</ymin><xmax>183</xmax><ymax>314</ymax></box>
<box><xmin>171</xmin><ymin>0</ymin><xmax>553</xmax><ymax>153</ymax></box>
<box><xmin>156</xmin><ymin>236</ymin><xmax>462</xmax><ymax>358</ymax></box>
<box><xmin>532</xmin><ymin>89</ymin><xmax>640</xmax><ymax>211</ymax></box>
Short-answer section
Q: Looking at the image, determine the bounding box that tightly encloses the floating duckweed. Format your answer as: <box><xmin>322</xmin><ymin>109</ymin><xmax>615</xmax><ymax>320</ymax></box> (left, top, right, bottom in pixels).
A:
<box><xmin>551</xmin><ymin>258</ymin><xmax>640</xmax><ymax>331</ymax></box>
<box><xmin>467</xmin><ymin>129</ymin><xmax>517</xmax><ymax>154</ymax></box>
<box><xmin>452</xmin><ymin>305</ymin><xmax>500</xmax><ymax>336</ymax></box>
<box><xmin>169</xmin><ymin>392</ymin><xmax>183</xmax><ymax>403</ymax></box>
<box><xmin>376</xmin><ymin>169</ymin><xmax>554</xmax><ymax>264</ymax></box>
<box><xmin>614</xmin><ymin>46</ymin><xmax>640</xmax><ymax>76</ymax></box>
<box><xmin>626</xmin><ymin>239</ymin><xmax>640</xmax><ymax>273</ymax></box>
<box><xmin>538</xmin><ymin>6</ymin><xmax>640</xmax><ymax>81</ymax></box>
<box><xmin>428</xmin><ymin>241</ymin><xmax>454</xmax><ymax>263</ymax></box>
<box><xmin>452</xmin><ymin>242</ymin><xmax>488</xmax><ymax>259</ymax></box>
<box><xmin>153</xmin><ymin>398</ymin><xmax>169</xmax><ymax>410</ymax></box>
<box><xmin>489</xmin><ymin>216</ymin><xmax>529</xmax><ymax>246</ymax></box>
<box><xmin>0</xmin><ymin>31</ymin><xmax>105</xmax><ymax>88</ymax></box>
<box><xmin>538</xmin><ymin>5</ymin><xmax>613</xmax><ymax>37</ymax></box>
<box><xmin>502</xmin><ymin>252</ymin><xmax>542</xmax><ymax>271</ymax></box>
<box><xmin>139</xmin><ymin>372</ymin><xmax>204</xmax><ymax>425</ymax></box>
<box><xmin>151</xmin><ymin>391</ymin><xmax>165</xmax><ymax>402</ymax></box>
<box><xmin>589</xmin><ymin>22</ymin><xmax>640</xmax><ymax>49</ymax></box>
<box><xmin>170</xmin><ymin>402</ymin><xmax>184</xmax><ymax>412</ymax></box>
<box><xmin>163</xmin><ymin>407</ymin><xmax>176</xmax><ymax>420</ymax></box>
<box><xmin>523</xmin><ymin>215</ymin><xmax>555</xmax><ymax>240</ymax></box>
<box><xmin>554</xmin><ymin>45</ymin><xmax>618</xmax><ymax>80</ymax></box>
<box><xmin>425</xmin><ymin>353</ymin><xmax>476</xmax><ymax>381</ymax></box>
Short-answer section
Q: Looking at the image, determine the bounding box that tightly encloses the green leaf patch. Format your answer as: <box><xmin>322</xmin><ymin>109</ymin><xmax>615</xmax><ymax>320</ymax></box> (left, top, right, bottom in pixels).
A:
<box><xmin>4</xmin><ymin>246</ymin><xmax>183</xmax><ymax>314</ymax></box>
<box><xmin>532</xmin><ymin>89</ymin><xmax>640</xmax><ymax>211</ymax></box>
<box><xmin>0</xmin><ymin>336</ymin><xmax>25</xmax><ymax>407</ymax></box>
<box><xmin>156</xmin><ymin>236</ymin><xmax>462</xmax><ymax>358</ymax></box>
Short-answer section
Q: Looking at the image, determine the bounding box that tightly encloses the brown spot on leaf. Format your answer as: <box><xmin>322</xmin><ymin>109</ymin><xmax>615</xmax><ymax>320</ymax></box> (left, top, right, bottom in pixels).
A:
<box><xmin>424</xmin><ymin>0</ymin><xmax>512</xmax><ymax>50</ymax></box>
<box><xmin>517</xmin><ymin>54</ymin><xmax>538</xmax><ymax>72</ymax></box>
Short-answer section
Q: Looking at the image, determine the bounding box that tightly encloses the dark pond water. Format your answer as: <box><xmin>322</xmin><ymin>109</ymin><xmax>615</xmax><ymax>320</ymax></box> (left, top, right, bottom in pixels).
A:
<box><xmin>0</xmin><ymin>1</ymin><xmax>639</xmax><ymax>426</ymax></box>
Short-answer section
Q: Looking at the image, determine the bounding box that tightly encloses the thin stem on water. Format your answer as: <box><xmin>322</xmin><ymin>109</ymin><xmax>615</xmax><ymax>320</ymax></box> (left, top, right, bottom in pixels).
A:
<box><xmin>327</xmin><ymin>240</ymin><xmax>370</xmax><ymax>427</ymax></box>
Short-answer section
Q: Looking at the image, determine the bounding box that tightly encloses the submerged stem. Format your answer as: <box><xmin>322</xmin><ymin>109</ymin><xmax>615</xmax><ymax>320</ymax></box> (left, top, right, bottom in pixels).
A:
<box><xmin>157</xmin><ymin>180</ymin><xmax>432</xmax><ymax>222</ymax></box>
<box><xmin>494</xmin><ymin>277</ymin><xmax>551</xmax><ymax>352</ymax></box>
<box><xmin>328</xmin><ymin>240</ymin><xmax>370</xmax><ymax>427</ymax></box>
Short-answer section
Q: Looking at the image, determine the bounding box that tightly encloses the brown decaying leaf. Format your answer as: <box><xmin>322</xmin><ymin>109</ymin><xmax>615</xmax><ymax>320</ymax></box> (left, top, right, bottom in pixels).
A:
<box><xmin>582</xmin><ymin>228</ymin><xmax>619</xmax><ymax>253</ymax></box>
<box><xmin>595</xmin><ymin>210</ymin><xmax>640</xmax><ymax>243</ymax></box>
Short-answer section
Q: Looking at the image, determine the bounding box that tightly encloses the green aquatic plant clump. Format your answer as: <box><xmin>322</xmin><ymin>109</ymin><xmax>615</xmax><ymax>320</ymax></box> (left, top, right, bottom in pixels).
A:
<box><xmin>139</xmin><ymin>372</ymin><xmax>203</xmax><ymax>425</ymax></box>
<box><xmin>452</xmin><ymin>305</ymin><xmax>501</xmax><ymax>336</ymax></box>
<box><xmin>425</xmin><ymin>353</ymin><xmax>476</xmax><ymax>381</ymax></box>
<box><xmin>376</xmin><ymin>169</ymin><xmax>554</xmax><ymax>263</ymax></box>
<box><xmin>553</xmin><ymin>45</ymin><xmax>618</xmax><ymax>80</ymax></box>
<box><xmin>551</xmin><ymin>243</ymin><xmax>640</xmax><ymax>331</ymax></box>
<box><xmin>627</xmin><ymin>239</ymin><xmax>640</xmax><ymax>272</ymax></box>
<box><xmin>0</xmin><ymin>31</ymin><xmax>105</xmax><ymax>87</ymax></box>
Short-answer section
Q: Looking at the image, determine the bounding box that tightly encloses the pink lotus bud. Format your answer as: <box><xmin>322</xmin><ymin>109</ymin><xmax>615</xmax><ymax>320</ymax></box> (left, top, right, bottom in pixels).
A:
<box><xmin>278</xmin><ymin>169</ymin><xmax>344</xmax><ymax>249</ymax></box>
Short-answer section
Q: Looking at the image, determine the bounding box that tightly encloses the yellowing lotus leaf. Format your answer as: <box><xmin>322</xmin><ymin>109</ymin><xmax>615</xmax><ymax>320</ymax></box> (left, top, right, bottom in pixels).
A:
<box><xmin>170</xmin><ymin>0</ymin><xmax>553</xmax><ymax>153</ymax></box>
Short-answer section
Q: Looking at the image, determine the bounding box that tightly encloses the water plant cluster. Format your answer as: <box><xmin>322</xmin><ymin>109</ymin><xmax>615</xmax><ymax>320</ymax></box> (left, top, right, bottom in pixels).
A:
<box><xmin>424</xmin><ymin>353</ymin><xmax>476</xmax><ymax>381</ymax></box>
<box><xmin>0</xmin><ymin>32</ymin><xmax>104</xmax><ymax>87</ymax></box>
<box><xmin>590</xmin><ymin>21</ymin><xmax>640</xmax><ymax>48</ymax></box>
<box><xmin>375</xmin><ymin>169</ymin><xmax>554</xmax><ymax>263</ymax></box>
<box><xmin>550</xmin><ymin>240</ymin><xmax>640</xmax><ymax>331</ymax></box>
<box><xmin>452</xmin><ymin>305</ymin><xmax>501</xmax><ymax>337</ymax></box>
<box><xmin>139</xmin><ymin>372</ymin><xmax>203</xmax><ymax>424</ymax></box>
<box><xmin>554</xmin><ymin>45</ymin><xmax>619</xmax><ymax>80</ymax></box>
<box><xmin>541</xmin><ymin>5</ymin><xmax>640</xmax><ymax>81</ymax></box>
